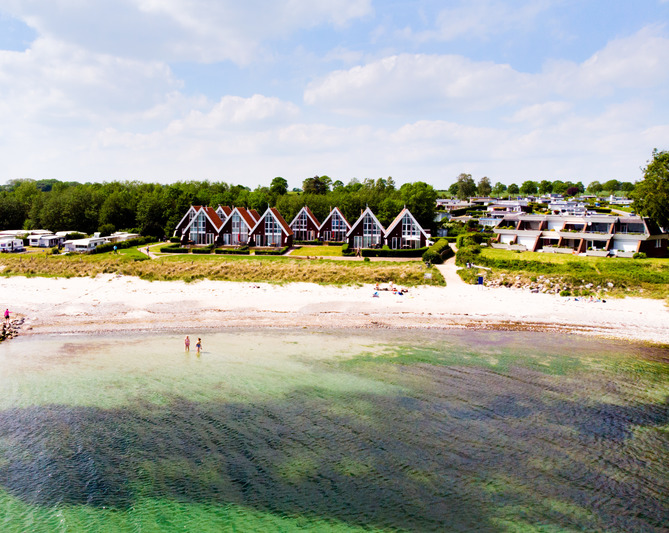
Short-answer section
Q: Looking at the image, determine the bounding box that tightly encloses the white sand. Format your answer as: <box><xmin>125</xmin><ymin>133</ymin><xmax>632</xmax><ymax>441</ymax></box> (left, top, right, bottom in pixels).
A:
<box><xmin>1</xmin><ymin>262</ymin><xmax>667</xmax><ymax>344</ymax></box>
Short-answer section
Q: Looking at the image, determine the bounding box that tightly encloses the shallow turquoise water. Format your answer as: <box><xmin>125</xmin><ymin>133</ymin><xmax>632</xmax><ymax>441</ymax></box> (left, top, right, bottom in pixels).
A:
<box><xmin>0</xmin><ymin>330</ymin><xmax>667</xmax><ymax>532</ymax></box>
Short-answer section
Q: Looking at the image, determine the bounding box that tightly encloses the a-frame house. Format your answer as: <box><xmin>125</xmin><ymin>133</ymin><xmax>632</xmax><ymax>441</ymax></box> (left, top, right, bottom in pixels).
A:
<box><xmin>173</xmin><ymin>205</ymin><xmax>224</xmax><ymax>245</ymax></box>
<box><xmin>289</xmin><ymin>206</ymin><xmax>320</xmax><ymax>242</ymax></box>
<box><xmin>384</xmin><ymin>207</ymin><xmax>431</xmax><ymax>249</ymax></box>
<box><xmin>249</xmin><ymin>207</ymin><xmax>294</xmax><ymax>247</ymax></box>
<box><xmin>319</xmin><ymin>207</ymin><xmax>350</xmax><ymax>242</ymax></box>
<box><xmin>218</xmin><ymin>207</ymin><xmax>258</xmax><ymax>246</ymax></box>
<box><xmin>346</xmin><ymin>207</ymin><xmax>385</xmax><ymax>249</ymax></box>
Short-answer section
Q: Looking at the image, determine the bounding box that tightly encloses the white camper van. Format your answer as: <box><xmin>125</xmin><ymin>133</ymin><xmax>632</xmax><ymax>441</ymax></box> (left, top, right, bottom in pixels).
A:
<box><xmin>0</xmin><ymin>238</ymin><xmax>25</xmax><ymax>253</ymax></box>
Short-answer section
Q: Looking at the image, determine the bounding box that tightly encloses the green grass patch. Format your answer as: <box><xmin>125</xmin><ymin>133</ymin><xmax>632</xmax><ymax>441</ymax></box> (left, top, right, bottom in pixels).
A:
<box><xmin>289</xmin><ymin>245</ymin><xmax>344</xmax><ymax>256</ymax></box>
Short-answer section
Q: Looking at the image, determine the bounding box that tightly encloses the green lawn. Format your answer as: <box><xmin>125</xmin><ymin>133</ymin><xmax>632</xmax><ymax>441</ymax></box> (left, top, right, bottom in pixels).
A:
<box><xmin>288</xmin><ymin>245</ymin><xmax>343</xmax><ymax>257</ymax></box>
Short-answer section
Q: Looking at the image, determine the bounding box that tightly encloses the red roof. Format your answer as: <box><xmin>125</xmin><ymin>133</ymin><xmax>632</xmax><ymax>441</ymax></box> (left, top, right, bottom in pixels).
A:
<box><xmin>203</xmin><ymin>206</ymin><xmax>224</xmax><ymax>229</ymax></box>
<box><xmin>270</xmin><ymin>207</ymin><xmax>294</xmax><ymax>236</ymax></box>
<box><xmin>235</xmin><ymin>207</ymin><xmax>257</xmax><ymax>229</ymax></box>
<box><xmin>249</xmin><ymin>209</ymin><xmax>261</xmax><ymax>222</ymax></box>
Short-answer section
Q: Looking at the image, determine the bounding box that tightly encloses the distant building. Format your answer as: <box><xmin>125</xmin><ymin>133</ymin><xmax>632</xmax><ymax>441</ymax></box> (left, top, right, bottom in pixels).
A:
<box><xmin>492</xmin><ymin>214</ymin><xmax>667</xmax><ymax>257</ymax></box>
<box><xmin>173</xmin><ymin>205</ymin><xmax>224</xmax><ymax>245</ymax></box>
<box><xmin>384</xmin><ymin>208</ymin><xmax>430</xmax><ymax>249</ymax></box>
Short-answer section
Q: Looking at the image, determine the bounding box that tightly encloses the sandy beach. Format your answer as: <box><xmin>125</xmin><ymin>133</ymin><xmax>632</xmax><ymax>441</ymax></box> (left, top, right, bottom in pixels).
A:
<box><xmin>2</xmin><ymin>259</ymin><xmax>667</xmax><ymax>344</ymax></box>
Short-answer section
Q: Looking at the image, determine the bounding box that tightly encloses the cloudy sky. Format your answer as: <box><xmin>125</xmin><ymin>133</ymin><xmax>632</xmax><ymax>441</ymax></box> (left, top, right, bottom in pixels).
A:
<box><xmin>1</xmin><ymin>1</ymin><xmax>668</xmax><ymax>189</ymax></box>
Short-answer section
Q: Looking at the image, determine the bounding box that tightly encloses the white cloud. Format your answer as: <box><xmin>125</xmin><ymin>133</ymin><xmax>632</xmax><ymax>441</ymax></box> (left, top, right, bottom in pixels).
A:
<box><xmin>305</xmin><ymin>26</ymin><xmax>669</xmax><ymax>115</ymax></box>
<box><xmin>3</xmin><ymin>0</ymin><xmax>373</xmax><ymax>64</ymax></box>
<box><xmin>402</xmin><ymin>0</ymin><xmax>557</xmax><ymax>42</ymax></box>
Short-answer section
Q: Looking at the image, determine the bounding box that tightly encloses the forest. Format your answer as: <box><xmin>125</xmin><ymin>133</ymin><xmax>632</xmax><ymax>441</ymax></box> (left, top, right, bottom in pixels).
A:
<box><xmin>0</xmin><ymin>176</ymin><xmax>438</xmax><ymax>237</ymax></box>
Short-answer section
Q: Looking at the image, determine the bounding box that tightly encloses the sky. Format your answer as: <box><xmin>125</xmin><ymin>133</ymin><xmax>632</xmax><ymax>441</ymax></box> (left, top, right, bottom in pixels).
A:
<box><xmin>0</xmin><ymin>0</ymin><xmax>668</xmax><ymax>190</ymax></box>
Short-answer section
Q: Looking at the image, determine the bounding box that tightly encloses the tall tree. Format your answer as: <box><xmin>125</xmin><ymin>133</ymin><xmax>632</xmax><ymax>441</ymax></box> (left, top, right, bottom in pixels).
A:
<box><xmin>477</xmin><ymin>176</ymin><xmax>492</xmax><ymax>197</ymax></box>
<box><xmin>519</xmin><ymin>180</ymin><xmax>538</xmax><ymax>195</ymax></box>
<box><xmin>632</xmin><ymin>149</ymin><xmax>669</xmax><ymax>230</ymax></box>
<box><xmin>492</xmin><ymin>182</ymin><xmax>507</xmax><ymax>196</ymax></box>
<box><xmin>538</xmin><ymin>180</ymin><xmax>553</xmax><ymax>194</ymax></box>
<box><xmin>508</xmin><ymin>183</ymin><xmax>520</xmax><ymax>195</ymax></box>
<box><xmin>455</xmin><ymin>173</ymin><xmax>476</xmax><ymax>200</ymax></box>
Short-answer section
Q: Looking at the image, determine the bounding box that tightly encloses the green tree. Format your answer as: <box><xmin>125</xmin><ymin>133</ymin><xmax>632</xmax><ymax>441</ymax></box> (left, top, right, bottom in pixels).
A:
<box><xmin>269</xmin><ymin>177</ymin><xmax>288</xmax><ymax>197</ymax></box>
<box><xmin>538</xmin><ymin>180</ymin><xmax>553</xmax><ymax>194</ymax></box>
<box><xmin>632</xmin><ymin>149</ymin><xmax>669</xmax><ymax>230</ymax></box>
<box><xmin>477</xmin><ymin>176</ymin><xmax>492</xmax><ymax>197</ymax></box>
<box><xmin>519</xmin><ymin>180</ymin><xmax>538</xmax><ymax>195</ymax></box>
<box><xmin>455</xmin><ymin>173</ymin><xmax>476</xmax><ymax>200</ymax></box>
<box><xmin>602</xmin><ymin>179</ymin><xmax>621</xmax><ymax>193</ymax></box>
<box><xmin>508</xmin><ymin>183</ymin><xmax>520</xmax><ymax>195</ymax></box>
<box><xmin>492</xmin><ymin>182</ymin><xmax>507</xmax><ymax>196</ymax></box>
<box><xmin>303</xmin><ymin>176</ymin><xmax>330</xmax><ymax>195</ymax></box>
<box><xmin>399</xmin><ymin>181</ymin><xmax>438</xmax><ymax>230</ymax></box>
<box><xmin>587</xmin><ymin>181</ymin><xmax>603</xmax><ymax>194</ymax></box>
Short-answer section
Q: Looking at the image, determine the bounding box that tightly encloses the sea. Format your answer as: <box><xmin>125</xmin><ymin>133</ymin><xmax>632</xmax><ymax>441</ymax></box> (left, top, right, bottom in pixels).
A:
<box><xmin>0</xmin><ymin>329</ymin><xmax>667</xmax><ymax>532</ymax></box>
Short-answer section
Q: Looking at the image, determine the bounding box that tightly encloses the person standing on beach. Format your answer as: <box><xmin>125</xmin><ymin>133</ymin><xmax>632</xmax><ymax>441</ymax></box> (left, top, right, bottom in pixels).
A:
<box><xmin>184</xmin><ymin>335</ymin><xmax>190</xmax><ymax>352</ymax></box>
<box><xmin>4</xmin><ymin>309</ymin><xmax>9</xmax><ymax>324</ymax></box>
<box><xmin>196</xmin><ymin>338</ymin><xmax>202</xmax><ymax>353</ymax></box>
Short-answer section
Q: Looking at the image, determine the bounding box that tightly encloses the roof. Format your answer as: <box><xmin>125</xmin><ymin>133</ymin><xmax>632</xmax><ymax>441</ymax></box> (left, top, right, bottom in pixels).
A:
<box><xmin>181</xmin><ymin>205</ymin><xmax>225</xmax><ymax>233</ymax></box>
<box><xmin>347</xmin><ymin>206</ymin><xmax>385</xmax><ymax>237</ymax></box>
<box><xmin>227</xmin><ymin>207</ymin><xmax>257</xmax><ymax>230</ymax></box>
<box><xmin>289</xmin><ymin>205</ymin><xmax>320</xmax><ymax>228</ymax></box>
<box><xmin>216</xmin><ymin>205</ymin><xmax>232</xmax><ymax>219</ymax></box>
<box><xmin>249</xmin><ymin>209</ymin><xmax>261</xmax><ymax>222</ymax></box>
<box><xmin>319</xmin><ymin>206</ymin><xmax>350</xmax><ymax>230</ymax></box>
<box><xmin>384</xmin><ymin>208</ymin><xmax>429</xmax><ymax>239</ymax></box>
<box><xmin>252</xmin><ymin>207</ymin><xmax>294</xmax><ymax>236</ymax></box>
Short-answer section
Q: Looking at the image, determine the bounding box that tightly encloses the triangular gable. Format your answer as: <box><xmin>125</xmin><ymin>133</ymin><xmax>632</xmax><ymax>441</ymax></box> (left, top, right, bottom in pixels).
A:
<box><xmin>175</xmin><ymin>205</ymin><xmax>199</xmax><ymax>231</ymax></box>
<box><xmin>347</xmin><ymin>207</ymin><xmax>385</xmax><ymax>237</ymax></box>
<box><xmin>384</xmin><ymin>208</ymin><xmax>429</xmax><ymax>239</ymax></box>
<box><xmin>289</xmin><ymin>206</ymin><xmax>320</xmax><ymax>228</ymax></box>
<box><xmin>216</xmin><ymin>205</ymin><xmax>232</xmax><ymax>221</ymax></box>
<box><xmin>252</xmin><ymin>208</ymin><xmax>293</xmax><ymax>236</ymax></box>
<box><xmin>182</xmin><ymin>205</ymin><xmax>224</xmax><ymax>233</ymax></box>
<box><xmin>227</xmin><ymin>207</ymin><xmax>257</xmax><ymax>231</ymax></box>
<box><xmin>319</xmin><ymin>206</ymin><xmax>351</xmax><ymax>231</ymax></box>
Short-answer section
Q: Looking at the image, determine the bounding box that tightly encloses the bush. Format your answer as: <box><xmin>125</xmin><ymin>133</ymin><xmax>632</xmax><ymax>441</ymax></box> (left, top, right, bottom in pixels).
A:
<box><xmin>455</xmin><ymin>244</ymin><xmax>482</xmax><ymax>266</ymax></box>
<box><xmin>192</xmin><ymin>248</ymin><xmax>212</xmax><ymax>254</ymax></box>
<box><xmin>633</xmin><ymin>252</ymin><xmax>647</xmax><ymax>259</ymax></box>
<box><xmin>160</xmin><ymin>244</ymin><xmax>189</xmax><ymax>253</ymax></box>
<box><xmin>363</xmin><ymin>257</ymin><xmax>370</xmax><ymax>262</ymax></box>
<box><xmin>65</xmin><ymin>232</ymin><xmax>87</xmax><ymax>240</ymax></box>
<box><xmin>93</xmin><ymin>236</ymin><xmax>154</xmax><ymax>254</ymax></box>
<box><xmin>49</xmin><ymin>246</ymin><xmax>59</xmax><ymax>255</ymax></box>
<box><xmin>456</xmin><ymin>232</ymin><xmax>486</xmax><ymax>248</ymax></box>
<box><xmin>294</xmin><ymin>240</ymin><xmax>321</xmax><ymax>245</ymax></box>
<box><xmin>214</xmin><ymin>248</ymin><xmax>250</xmax><ymax>255</ymax></box>
<box><xmin>170</xmin><ymin>236</ymin><xmax>181</xmax><ymax>243</ymax></box>
<box><xmin>255</xmin><ymin>246</ymin><xmax>290</xmax><ymax>256</ymax></box>
<box><xmin>361</xmin><ymin>245</ymin><xmax>428</xmax><ymax>258</ymax></box>
<box><xmin>342</xmin><ymin>243</ymin><xmax>354</xmax><ymax>256</ymax></box>
<box><xmin>422</xmin><ymin>238</ymin><xmax>454</xmax><ymax>265</ymax></box>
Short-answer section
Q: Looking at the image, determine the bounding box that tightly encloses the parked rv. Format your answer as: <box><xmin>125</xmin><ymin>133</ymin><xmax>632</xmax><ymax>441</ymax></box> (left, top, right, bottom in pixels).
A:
<box><xmin>0</xmin><ymin>238</ymin><xmax>26</xmax><ymax>253</ymax></box>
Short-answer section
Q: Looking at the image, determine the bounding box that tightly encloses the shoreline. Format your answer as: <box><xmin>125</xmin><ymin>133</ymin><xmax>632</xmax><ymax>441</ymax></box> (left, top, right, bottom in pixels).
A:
<box><xmin>2</xmin><ymin>272</ymin><xmax>668</xmax><ymax>345</ymax></box>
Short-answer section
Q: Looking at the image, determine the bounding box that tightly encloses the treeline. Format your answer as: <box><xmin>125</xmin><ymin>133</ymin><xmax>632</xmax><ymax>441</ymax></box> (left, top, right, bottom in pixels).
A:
<box><xmin>450</xmin><ymin>174</ymin><xmax>637</xmax><ymax>199</ymax></box>
<box><xmin>0</xmin><ymin>176</ymin><xmax>437</xmax><ymax>237</ymax></box>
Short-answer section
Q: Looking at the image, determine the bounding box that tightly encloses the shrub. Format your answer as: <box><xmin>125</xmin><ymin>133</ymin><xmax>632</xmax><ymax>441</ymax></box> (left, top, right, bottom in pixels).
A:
<box><xmin>422</xmin><ymin>238</ymin><xmax>454</xmax><ymax>264</ymax></box>
<box><xmin>455</xmin><ymin>244</ymin><xmax>481</xmax><ymax>266</ymax></box>
<box><xmin>560</xmin><ymin>289</ymin><xmax>571</xmax><ymax>297</ymax></box>
<box><xmin>170</xmin><ymin>236</ymin><xmax>181</xmax><ymax>243</ymax></box>
<box><xmin>64</xmin><ymin>232</ymin><xmax>87</xmax><ymax>240</ymax></box>
<box><xmin>214</xmin><ymin>248</ymin><xmax>250</xmax><ymax>255</ymax></box>
<box><xmin>361</xmin><ymin>245</ymin><xmax>428</xmax><ymax>258</ymax></box>
<box><xmin>192</xmin><ymin>248</ymin><xmax>212</xmax><ymax>254</ymax></box>
<box><xmin>633</xmin><ymin>252</ymin><xmax>647</xmax><ymax>259</ymax></box>
<box><xmin>456</xmin><ymin>232</ymin><xmax>486</xmax><ymax>248</ymax></box>
<box><xmin>342</xmin><ymin>243</ymin><xmax>354</xmax><ymax>256</ymax></box>
<box><xmin>93</xmin><ymin>236</ymin><xmax>154</xmax><ymax>254</ymax></box>
<box><xmin>49</xmin><ymin>246</ymin><xmax>59</xmax><ymax>255</ymax></box>
<box><xmin>294</xmin><ymin>240</ymin><xmax>321</xmax><ymax>245</ymax></box>
<box><xmin>255</xmin><ymin>246</ymin><xmax>290</xmax><ymax>256</ymax></box>
<box><xmin>160</xmin><ymin>244</ymin><xmax>189</xmax><ymax>253</ymax></box>
<box><xmin>364</xmin><ymin>257</ymin><xmax>370</xmax><ymax>262</ymax></box>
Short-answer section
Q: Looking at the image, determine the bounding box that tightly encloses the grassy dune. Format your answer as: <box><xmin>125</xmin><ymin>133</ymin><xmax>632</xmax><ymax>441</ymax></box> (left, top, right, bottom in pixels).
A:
<box><xmin>470</xmin><ymin>248</ymin><xmax>669</xmax><ymax>299</ymax></box>
<box><xmin>0</xmin><ymin>250</ymin><xmax>444</xmax><ymax>286</ymax></box>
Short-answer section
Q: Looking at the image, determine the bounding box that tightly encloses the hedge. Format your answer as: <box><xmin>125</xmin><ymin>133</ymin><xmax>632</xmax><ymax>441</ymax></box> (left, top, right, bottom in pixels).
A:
<box><xmin>160</xmin><ymin>244</ymin><xmax>189</xmax><ymax>253</ymax></box>
<box><xmin>169</xmin><ymin>236</ymin><xmax>181</xmax><ymax>243</ymax></box>
<box><xmin>422</xmin><ymin>238</ymin><xmax>455</xmax><ymax>265</ymax></box>
<box><xmin>342</xmin><ymin>243</ymin><xmax>355</xmax><ymax>256</ymax></box>
<box><xmin>93</xmin><ymin>236</ymin><xmax>154</xmax><ymax>254</ymax></box>
<box><xmin>456</xmin><ymin>232</ymin><xmax>490</xmax><ymax>248</ymax></box>
<box><xmin>294</xmin><ymin>240</ymin><xmax>321</xmax><ymax>245</ymax></box>
<box><xmin>254</xmin><ymin>246</ymin><xmax>290</xmax><ymax>256</ymax></box>
<box><xmin>214</xmin><ymin>248</ymin><xmax>250</xmax><ymax>255</ymax></box>
<box><xmin>361</xmin><ymin>245</ymin><xmax>428</xmax><ymax>258</ymax></box>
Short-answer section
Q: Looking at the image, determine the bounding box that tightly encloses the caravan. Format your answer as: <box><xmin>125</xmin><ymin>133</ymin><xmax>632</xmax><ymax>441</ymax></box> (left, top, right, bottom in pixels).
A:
<box><xmin>0</xmin><ymin>238</ymin><xmax>25</xmax><ymax>253</ymax></box>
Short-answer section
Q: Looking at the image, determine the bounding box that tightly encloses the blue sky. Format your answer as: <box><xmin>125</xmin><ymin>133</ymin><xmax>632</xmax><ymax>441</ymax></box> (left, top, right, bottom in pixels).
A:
<box><xmin>0</xmin><ymin>1</ymin><xmax>667</xmax><ymax>189</ymax></box>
